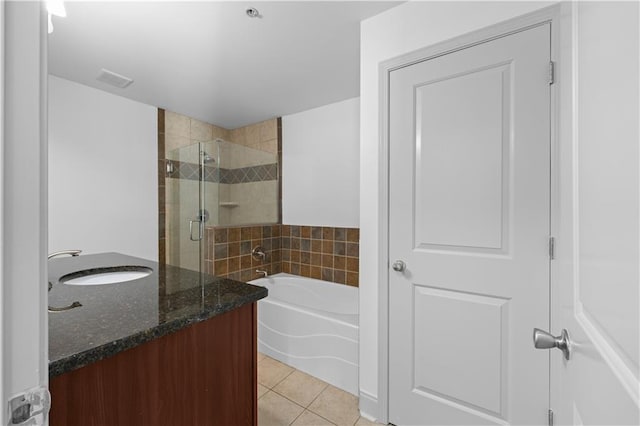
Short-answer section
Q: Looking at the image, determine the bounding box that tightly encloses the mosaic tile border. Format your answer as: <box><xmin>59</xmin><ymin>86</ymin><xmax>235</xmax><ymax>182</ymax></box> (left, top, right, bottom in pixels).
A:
<box><xmin>166</xmin><ymin>160</ymin><xmax>278</xmax><ymax>184</ymax></box>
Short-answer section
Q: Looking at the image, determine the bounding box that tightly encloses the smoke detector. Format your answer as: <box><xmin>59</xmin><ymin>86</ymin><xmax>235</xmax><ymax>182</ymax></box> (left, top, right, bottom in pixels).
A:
<box><xmin>246</xmin><ymin>7</ymin><xmax>260</xmax><ymax>18</ymax></box>
<box><xmin>96</xmin><ymin>68</ymin><xmax>134</xmax><ymax>89</ymax></box>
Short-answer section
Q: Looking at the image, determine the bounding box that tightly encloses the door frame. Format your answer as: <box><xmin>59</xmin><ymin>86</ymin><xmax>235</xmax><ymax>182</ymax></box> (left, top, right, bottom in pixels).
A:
<box><xmin>376</xmin><ymin>5</ymin><xmax>562</xmax><ymax>424</ymax></box>
<box><xmin>2</xmin><ymin>2</ymin><xmax>49</xmax><ymax>423</ymax></box>
<box><xmin>0</xmin><ymin>1</ymin><xmax>6</xmax><ymax>420</ymax></box>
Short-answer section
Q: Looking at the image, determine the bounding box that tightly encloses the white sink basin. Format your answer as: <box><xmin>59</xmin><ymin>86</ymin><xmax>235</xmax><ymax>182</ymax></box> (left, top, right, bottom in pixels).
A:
<box><xmin>61</xmin><ymin>266</ymin><xmax>153</xmax><ymax>286</ymax></box>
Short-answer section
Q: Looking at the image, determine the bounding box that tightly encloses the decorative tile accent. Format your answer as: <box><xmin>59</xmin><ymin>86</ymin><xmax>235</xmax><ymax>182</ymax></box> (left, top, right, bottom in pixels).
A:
<box><xmin>166</xmin><ymin>160</ymin><xmax>278</xmax><ymax>184</ymax></box>
<box><xmin>204</xmin><ymin>224</ymin><xmax>359</xmax><ymax>287</ymax></box>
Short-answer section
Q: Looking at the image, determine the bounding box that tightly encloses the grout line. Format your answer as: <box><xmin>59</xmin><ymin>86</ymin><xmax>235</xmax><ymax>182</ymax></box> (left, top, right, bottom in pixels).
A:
<box><xmin>287</xmin><ymin>407</ymin><xmax>306</xmax><ymax>425</ymax></box>
<box><xmin>257</xmin><ymin>387</ymin><xmax>268</xmax><ymax>401</ymax></box>
<box><xmin>305</xmin><ymin>407</ymin><xmax>338</xmax><ymax>426</ymax></box>
<box><xmin>306</xmin><ymin>381</ymin><xmax>330</xmax><ymax>407</ymax></box>
<box><xmin>270</xmin><ymin>377</ymin><xmax>329</xmax><ymax>410</ymax></box>
<box><xmin>270</xmin><ymin>367</ymin><xmax>295</xmax><ymax>389</ymax></box>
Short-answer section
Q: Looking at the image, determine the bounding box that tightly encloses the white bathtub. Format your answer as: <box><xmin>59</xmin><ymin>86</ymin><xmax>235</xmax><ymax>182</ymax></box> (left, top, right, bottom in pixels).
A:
<box><xmin>250</xmin><ymin>273</ymin><xmax>359</xmax><ymax>395</ymax></box>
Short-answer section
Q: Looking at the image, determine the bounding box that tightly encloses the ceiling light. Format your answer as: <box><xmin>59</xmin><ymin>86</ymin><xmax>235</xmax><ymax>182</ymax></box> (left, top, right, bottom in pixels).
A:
<box><xmin>47</xmin><ymin>0</ymin><xmax>66</xmax><ymax>34</ymax></box>
<box><xmin>246</xmin><ymin>8</ymin><xmax>260</xmax><ymax>18</ymax></box>
<box><xmin>46</xmin><ymin>0</ymin><xmax>66</xmax><ymax>17</ymax></box>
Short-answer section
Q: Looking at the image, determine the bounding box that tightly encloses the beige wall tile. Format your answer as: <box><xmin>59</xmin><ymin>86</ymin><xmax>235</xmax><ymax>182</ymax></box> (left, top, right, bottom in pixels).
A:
<box><xmin>246</xmin><ymin>123</ymin><xmax>260</xmax><ymax>146</ymax></box>
<box><xmin>226</xmin><ymin>181</ymin><xmax>277</xmax><ymax>226</ymax></box>
<box><xmin>260</xmin><ymin>138</ymin><xmax>278</xmax><ymax>154</ymax></box>
<box><xmin>260</xmin><ymin>119</ymin><xmax>277</xmax><ymax>142</ymax></box>
<box><xmin>212</xmin><ymin>124</ymin><xmax>230</xmax><ymax>141</ymax></box>
<box><xmin>165</xmin><ymin>134</ymin><xmax>191</xmax><ymax>155</ymax></box>
<box><xmin>230</xmin><ymin>127</ymin><xmax>246</xmax><ymax>145</ymax></box>
<box><xmin>165</xmin><ymin>110</ymin><xmax>190</xmax><ymax>138</ymax></box>
<box><xmin>190</xmin><ymin>118</ymin><xmax>213</xmax><ymax>141</ymax></box>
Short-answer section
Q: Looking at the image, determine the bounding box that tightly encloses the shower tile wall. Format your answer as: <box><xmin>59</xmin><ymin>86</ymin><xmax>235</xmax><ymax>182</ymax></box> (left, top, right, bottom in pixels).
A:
<box><xmin>204</xmin><ymin>225</ymin><xmax>283</xmax><ymax>282</ymax></box>
<box><xmin>159</xmin><ymin>109</ymin><xmax>280</xmax><ymax>271</ymax></box>
<box><xmin>220</xmin><ymin>119</ymin><xmax>279</xmax><ymax>225</ymax></box>
<box><xmin>206</xmin><ymin>224</ymin><xmax>360</xmax><ymax>287</ymax></box>
<box><xmin>280</xmin><ymin>225</ymin><xmax>360</xmax><ymax>287</ymax></box>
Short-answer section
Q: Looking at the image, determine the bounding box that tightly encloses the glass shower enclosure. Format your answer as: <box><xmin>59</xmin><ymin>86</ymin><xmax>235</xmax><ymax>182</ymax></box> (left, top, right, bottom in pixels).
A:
<box><xmin>165</xmin><ymin>138</ymin><xmax>278</xmax><ymax>275</ymax></box>
<box><xmin>165</xmin><ymin>140</ymin><xmax>220</xmax><ymax>274</ymax></box>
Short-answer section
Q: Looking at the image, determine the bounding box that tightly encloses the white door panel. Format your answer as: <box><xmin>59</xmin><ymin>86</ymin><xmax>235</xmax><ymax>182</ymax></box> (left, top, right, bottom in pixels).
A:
<box><xmin>415</xmin><ymin>64</ymin><xmax>508</xmax><ymax>251</ymax></box>
<box><xmin>389</xmin><ymin>23</ymin><xmax>551</xmax><ymax>425</ymax></box>
<box><xmin>554</xmin><ymin>2</ymin><xmax>640</xmax><ymax>424</ymax></box>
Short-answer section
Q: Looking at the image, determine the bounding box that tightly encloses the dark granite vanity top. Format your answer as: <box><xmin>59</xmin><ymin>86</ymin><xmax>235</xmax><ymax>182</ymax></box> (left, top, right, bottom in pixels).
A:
<box><xmin>48</xmin><ymin>252</ymin><xmax>267</xmax><ymax>377</ymax></box>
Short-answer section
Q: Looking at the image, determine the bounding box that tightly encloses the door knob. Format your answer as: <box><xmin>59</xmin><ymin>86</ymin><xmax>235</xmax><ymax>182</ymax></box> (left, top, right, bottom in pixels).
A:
<box><xmin>533</xmin><ymin>328</ymin><xmax>571</xmax><ymax>360</ymax></box>
<box><xmin>392</xmin><ymin>260</ymin><xmax>406</xmax><ymax>272</ymax></box>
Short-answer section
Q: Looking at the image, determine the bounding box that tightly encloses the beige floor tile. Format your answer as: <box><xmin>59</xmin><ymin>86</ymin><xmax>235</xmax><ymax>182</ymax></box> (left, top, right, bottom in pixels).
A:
<box><xmin>258</xmin><ymin>356</ymin><xmax>295</xmax><ymax>388</ymax></box>
<box><xmin>308</xmin><ymin>385</ymin><xmax>360</xmax><ymax>426</ymax></box>
<box><xmin>258</xmin><ymin>352</ymin><xmax>267</xmax><ymax>363</ymax></box>
<box><xmin>291</xmin><ymin>410</ymin><xmax>335</xmax><ymax>426</ymax></box>
<box><xmin>258</xmin><ymin>384</ymin><xmax>269</xmax><ymax>399</ymax></box>
<box><xmin>258</xmin><ymin>391</ymin><xmax>305</xmax><ymax>426</ymax></box>
<box><xmin>355</xmin><ymin>416</ymin><xmax>379</xmax><ymax>425</ymax></box>
<box><xmin>273</xmin><ymin>370</ymin><xmax>329</xmax><ymax>408</ymax></box>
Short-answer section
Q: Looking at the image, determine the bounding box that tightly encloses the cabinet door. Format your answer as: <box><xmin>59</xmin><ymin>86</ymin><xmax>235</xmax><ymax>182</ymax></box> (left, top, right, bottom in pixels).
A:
<box><xmin>50</xmin><ymin>303</ymin><xmax>257</xmax><ymax>426</ymax></box>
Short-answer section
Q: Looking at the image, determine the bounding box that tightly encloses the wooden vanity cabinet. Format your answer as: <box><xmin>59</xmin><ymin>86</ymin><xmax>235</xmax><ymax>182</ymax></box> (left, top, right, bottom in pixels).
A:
<box><xmin>49</xmin><ymin>303</ymin><xmax>257</xmax><ymax>426</ymax></box>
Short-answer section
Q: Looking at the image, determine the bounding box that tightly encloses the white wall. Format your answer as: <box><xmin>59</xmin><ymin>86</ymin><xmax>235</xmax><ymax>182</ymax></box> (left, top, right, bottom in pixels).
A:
<box><xmin>359</xmin><ymin>1</ymin><xmax>553</xmax><ymax>420</ymax></box>
<box><xmin>283</xmin><ymin>97</ymin><xmax>359</xmax><ymax>227</ymax></box>
<box><xmin>49</xmin><ymin>75</ymin><xmax>158</xmax><ymax>261</ymax></box>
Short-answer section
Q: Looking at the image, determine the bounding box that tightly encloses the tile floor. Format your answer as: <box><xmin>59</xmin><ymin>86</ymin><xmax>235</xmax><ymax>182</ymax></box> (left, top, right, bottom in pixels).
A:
<box><xmin>258</xmin><ymin>352</ymin><xmax>379</xmax><ymax>426</ymax></box>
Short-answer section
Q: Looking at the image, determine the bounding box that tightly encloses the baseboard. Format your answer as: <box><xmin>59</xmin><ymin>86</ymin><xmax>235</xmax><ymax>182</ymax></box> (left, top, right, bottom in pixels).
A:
<box><xmin>359</xmin><ymin>390</ymin><xmax>379</xmax><ymax>422</ymax></box>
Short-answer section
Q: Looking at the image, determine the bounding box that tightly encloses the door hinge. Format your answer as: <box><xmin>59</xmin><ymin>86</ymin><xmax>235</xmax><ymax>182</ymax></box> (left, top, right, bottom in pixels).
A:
<box><xmin>549</xmin><ymin>61</ymin><xmax>555</xmax><ymax>85</ymax></box>
<box><xmin>8</xmin><ymin>387</ymin><xmax>50</xmax><ymax>425</ymax></box>
<box><xmin>549</xmin><ymin>237</ymin><xmax>556</xmax><ymax>260</ymax></box>
<box><xmin>548</xmin><ymin>409</ymin><xmax>554</xmax><ymax>426</ymax></box>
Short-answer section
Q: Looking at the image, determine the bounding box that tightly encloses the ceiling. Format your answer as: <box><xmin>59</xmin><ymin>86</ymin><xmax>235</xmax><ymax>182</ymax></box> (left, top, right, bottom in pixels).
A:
<box><xmin>48</xmin><ymin>1</ymin><xmax>401</xmax><ymax>129</ymax></box>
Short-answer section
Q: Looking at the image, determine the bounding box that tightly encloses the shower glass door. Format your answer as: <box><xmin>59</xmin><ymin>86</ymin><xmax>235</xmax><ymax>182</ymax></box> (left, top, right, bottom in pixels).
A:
<box><xmin>166</xmin><ymin>141</ymin><xmax>220</xmax><ymax>275</ymax></box>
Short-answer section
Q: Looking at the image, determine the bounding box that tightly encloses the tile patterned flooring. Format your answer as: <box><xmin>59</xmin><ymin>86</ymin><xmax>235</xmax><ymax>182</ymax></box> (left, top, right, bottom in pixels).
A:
<box><xmin>258</xmin><ymin>353</ymin><xmax>379</xmax><ymax>426</ymax></box>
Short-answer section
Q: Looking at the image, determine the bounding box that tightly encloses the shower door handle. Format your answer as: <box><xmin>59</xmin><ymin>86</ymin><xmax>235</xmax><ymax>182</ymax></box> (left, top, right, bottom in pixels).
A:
<box><xmin>189</xmin><ymin>219</ymin><xmax>203</xmax><ymax>241</ymax></box>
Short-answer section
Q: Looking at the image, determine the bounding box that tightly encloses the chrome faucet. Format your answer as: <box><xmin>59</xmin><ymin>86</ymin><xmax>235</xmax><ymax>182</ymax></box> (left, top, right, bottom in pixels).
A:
<box><xmin>48</xmin><ymin>249</ymin><xmax>83</xmax><ymax>312</ymax></box>
<box><xmin>256</xmin><ymin>269</ymin><xmax>268</xmax><ymax>278</ymax></box>
<box><xmin>252</xmin><ymin>246</ymin><xmax>266</xmax><ymax>261</ymax></box>
<box><xmin>48</xmin><ymin>249</ymin><xmax>82</xmax><ymax>260</ymax></box>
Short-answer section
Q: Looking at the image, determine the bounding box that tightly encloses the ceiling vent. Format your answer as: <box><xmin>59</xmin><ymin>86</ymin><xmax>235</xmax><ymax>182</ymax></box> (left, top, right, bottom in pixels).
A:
<box><xmin>96</xmin><ymin>68</ymin><xmax>134</xmax><ymax>89</ymax></box>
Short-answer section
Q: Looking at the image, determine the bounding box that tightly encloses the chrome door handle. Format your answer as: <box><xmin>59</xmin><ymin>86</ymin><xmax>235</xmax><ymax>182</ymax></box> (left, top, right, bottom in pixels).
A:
<box><xmin>189</xmin><ymin>219</ymin><xmax>203</xmax><ymax>241</ymax></box>
<box><xmin>392</xmin><ymin>260</ymin><xmax>406</xmax><ymax>272</ymax></box>
<box><xmin>533</xmin><ymin>328</ymin><xmax>571</xmax><ymax>360</ymax></box>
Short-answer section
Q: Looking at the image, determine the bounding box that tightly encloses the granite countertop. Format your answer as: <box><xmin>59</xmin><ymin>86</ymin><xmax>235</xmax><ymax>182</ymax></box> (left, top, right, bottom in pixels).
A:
<box><xmin>48</xmin><ymin>252</ymin><xmax>267</xmax><ymax>378</ymax></box>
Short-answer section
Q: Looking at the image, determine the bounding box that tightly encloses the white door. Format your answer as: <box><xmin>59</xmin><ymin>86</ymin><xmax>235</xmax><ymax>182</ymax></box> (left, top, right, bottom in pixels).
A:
<box><xmin>389</xmin><ymin>24</ymin><xmax>551</xmax><ymax>425</ymax></box>
<box><xmin>553</xmin><ymin>2</ymin><xmax>639</xmax><ymax>424</ymax></box>
<box><xmin>2</xmin><ymin>2</ymin><xmax>49</xmax><ymax>425</ymax></box>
